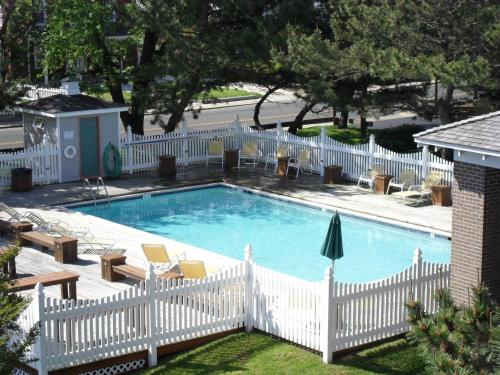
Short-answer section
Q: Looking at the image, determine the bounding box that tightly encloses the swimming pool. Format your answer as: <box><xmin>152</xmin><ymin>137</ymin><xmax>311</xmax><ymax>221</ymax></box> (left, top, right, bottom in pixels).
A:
<box><xmin>75</xmin><ymin>185</ymin><xmax>451</xmax><ymax>282</ymax></box>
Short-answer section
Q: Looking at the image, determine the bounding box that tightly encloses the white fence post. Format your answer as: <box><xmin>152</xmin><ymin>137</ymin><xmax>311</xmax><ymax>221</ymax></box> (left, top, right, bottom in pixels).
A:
<box><xmin>413</xmin><ymin>248</ymin><xmax>423</xmax><ymax>302</ymax></box>
<box><xmin>234</xmin><ymin>114</ymin><xmax>242</xmax><ymax>150</ymax></box>
<box><xmin>276</xmin><ymin>121</ymin><xmax>283</xmax><ymax>148</ymax></box>
<box><xmin>321</xmin><ymin>266</ymin><xmax>334</xmax><ymax>363</ymax></box>
<box><xmin>421</xmin><ymin>145</ymin><xmax>429</xmax><ymax>180</ymax></box>
<box><xmin>181</xmin><ymin>119</ymin><xmax>189</xmax><ymax>167</ymax></box>
<box><xmin>126</xmin><ymin>126</ymin><xmax>133</xmax><ymax>174</ymax></box>
<box><xmin>244</xmin><ymin>244</ymin><xmax>254</xmax><ymax>332</ymax></box>
<box><xmin>145</xmin><ymin>264</ymin><xmax>158</xmax><ymax>367</ymax></box>
<box><xmin>368</xmin><ymin>134</ymin><xmax>375</xmax><ymax>167</ymax></box>
<box><xmin>320</xmin><ymin>127</ymin><xmax>326</xmax><ymax>176</ymax></box>
<box><xmin>42</xmin><ymin>136</ymin><xmax>50</xmax><ymax>184</ymax></box>
<box><xmin>33</xmin><ymin>283</ymin><xmax>47</xmax><ymax>375</ymax></box>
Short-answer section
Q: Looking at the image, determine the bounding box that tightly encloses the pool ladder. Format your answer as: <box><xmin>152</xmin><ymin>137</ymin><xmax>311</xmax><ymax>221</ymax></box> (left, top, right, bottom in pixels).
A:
<box><xmin>83</xmin><ymin>177</ymin><xmax>110</xmax><ymax>206</ymax></box>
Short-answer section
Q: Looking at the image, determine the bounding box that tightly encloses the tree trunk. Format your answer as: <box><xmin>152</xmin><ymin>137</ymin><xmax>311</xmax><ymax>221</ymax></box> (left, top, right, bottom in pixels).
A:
<box><xmin>253</xmin><ymin>85</ymin><xmax>280</xmax><ymax>129</ymax></box>
<box><xmin>438</xmin><ymin>85</ymin><xmax>455</xmax><ymax>125</ymax></box>
<box><xmin>339</xmin><ymin>110</ymin><xmax>349</xmax><ymax>129</ymax></box>
<box><xmin>288</xmin><ymin>102</ymin><xmax>316</xmax><ymax>134</ymax></box>
<box><xmin>360</xmin><ymin>116</ymin><xmax>368</xmax><ymax>138</ymax></box>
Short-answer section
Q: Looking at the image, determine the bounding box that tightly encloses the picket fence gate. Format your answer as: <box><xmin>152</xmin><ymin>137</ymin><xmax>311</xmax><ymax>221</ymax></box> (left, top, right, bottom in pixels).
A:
<box><xmin>17</xmin><ymin>246</ymin><xmax>449</xmax><ymax>374</ymax></box>
<box><xmin>0</xmin><ymin>139</ymin><xmax>59</xmax><ymax>187</ymax></box>
<box><xmin>120</xmin><ymin>116</ymin><xmax>454</xmax><ymax>185</ymax></box>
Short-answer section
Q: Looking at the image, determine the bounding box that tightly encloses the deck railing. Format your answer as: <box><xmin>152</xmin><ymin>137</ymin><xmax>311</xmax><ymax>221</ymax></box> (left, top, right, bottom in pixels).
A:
<box><xmin>19</xmin><ymin>247</ymin><xmax>449</xmax><ymax>374</ymax></box>
<box><xmin>120</xmin><ymin>117</ymin><xmax>454</xmax><ymax>185</ymax></box>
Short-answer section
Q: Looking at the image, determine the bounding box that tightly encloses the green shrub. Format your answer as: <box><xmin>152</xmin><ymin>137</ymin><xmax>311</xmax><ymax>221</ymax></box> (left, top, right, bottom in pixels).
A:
<box><xmin>375</xmin><ymin>124</ymin><xmax>426</xmax><ymax>153</ymax></box>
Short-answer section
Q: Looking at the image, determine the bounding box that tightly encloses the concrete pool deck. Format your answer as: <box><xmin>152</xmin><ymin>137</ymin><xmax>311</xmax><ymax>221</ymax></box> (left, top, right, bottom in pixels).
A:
<box><xmin>0</xmin><ymin>164</ymin><xmax>452</xmax><ymax>299</ymax></box>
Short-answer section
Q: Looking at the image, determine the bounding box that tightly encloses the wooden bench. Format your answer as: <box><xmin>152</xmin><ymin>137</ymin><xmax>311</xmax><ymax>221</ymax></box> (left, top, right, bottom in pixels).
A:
<box><xmin>0</xmin><ymin>220</ymin><xmax>33</xmax><ymax>238</ymax></box>
<box><xmin>101</xmin><ymin>254</ymin><xmax>183</xmax><ymax>282</ymax></box>
<box><xmin>10</xmin><ymin>271</ymin><xmax>80</xmax><ymax>300</ymax></box>
<box><xmin>20</xmin><ymin>231</ymin><xmax>78</xmax><ymax>264</ymax></box>
<box><xmin>0</xmin><ymin>248</ymin><xmax>16</xmax><ymax>279</ymax></box>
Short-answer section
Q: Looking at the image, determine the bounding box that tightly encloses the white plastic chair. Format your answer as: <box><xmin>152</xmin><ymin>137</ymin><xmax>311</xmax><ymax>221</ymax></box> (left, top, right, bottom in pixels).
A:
<box><xmin>206</xmin><ymin>140</ymin><xmax>224</xmax><ymax>167</ymax></box>
<box><xmin>264</xmin><ymin>145</ymin><xmax>288</xmax><ymax>173</ymax></box>
<box><xmin>239</xmin><ymin>141</ymin><xmax>260</xmax><ymax>166</ymax></box>
<box><xmin>386</xmin><ymin>169</ymin><xmax>416</xmax><ymax>194</ymax></box>
<box><xmin>286</xmin><ymin>149</ymin><xmax>312</xmax><ymax>178</ymax></box>
<box><xmin>357</xmin><ymin>164</ymin><xmax>384</xmax><ymax>191</ymax></box>
<box><xmin>392</xmin><ymin>171</ymin><xmax>443</xmax><ymax>205</ymax></box>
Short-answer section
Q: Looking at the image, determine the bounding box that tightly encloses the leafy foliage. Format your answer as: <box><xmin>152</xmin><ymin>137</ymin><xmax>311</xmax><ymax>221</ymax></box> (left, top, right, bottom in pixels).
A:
<box><xmin>407</xmin><ymin>285</ymin><xmax>499</xmax><ymax>374</ymax></box>
<box><xmin>0</xmin><ymin>241</ymin><xmax>39</xmax><ymax>373</ymax></box>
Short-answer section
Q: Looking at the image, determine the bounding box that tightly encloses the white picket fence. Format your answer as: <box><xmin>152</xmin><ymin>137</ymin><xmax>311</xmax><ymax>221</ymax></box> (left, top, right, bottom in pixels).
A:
<box><xmin>0</xmin><ymin>140</ymin><xmax>60</xmax><ymax>187</ymax></box>
<box><xmin>20</xmin><ymin>84</ymin><xmax>64</xmax><ymax>100</ymax></box>
<box><xmin>18</xmin><ymin>247</ymin><xmax>449</xmax><ymax>374</ymax></box>
<box><xmin>328</xmin><ymin>249</ymin><xmax>450</xmax><ymax>354</ymax></box>
<box><xmin>121</xmin><ymin>117</ymin><xmax>454</xmax><ymax>184</ymax></box>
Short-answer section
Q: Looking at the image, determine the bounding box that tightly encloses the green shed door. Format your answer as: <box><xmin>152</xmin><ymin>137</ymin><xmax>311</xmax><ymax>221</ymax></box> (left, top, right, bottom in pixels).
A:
<box><xmin>79</xmin><ymin>117</ymin><xmax>99</xmax><ymax>178</ymax></box>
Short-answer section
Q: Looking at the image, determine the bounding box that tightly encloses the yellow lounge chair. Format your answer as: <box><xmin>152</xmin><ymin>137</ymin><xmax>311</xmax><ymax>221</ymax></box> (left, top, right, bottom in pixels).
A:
<box><xmin>178</xmin><ymin>260</ymin><xmax>218</xmax><ymax>279</ymax></box>
<box><xmin>206</xmin><ymin>140</ymin><xmax>224</xmax><ymax>166</ymax></box>
<box><xmin>142</xmin><ymin>244</ymin><xmax>185</xmax><ymax>271</ymax></box>
<box><xmin>239</xmin><ymin>141</ymin><xmax>259</xmax><ymax>166</ymax></box>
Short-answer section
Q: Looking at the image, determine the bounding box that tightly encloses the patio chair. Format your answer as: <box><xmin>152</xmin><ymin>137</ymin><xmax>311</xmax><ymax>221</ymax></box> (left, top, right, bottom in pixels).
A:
<box><xmin>23</xmin><ymin>212</ymin><xmax>61</xmax><ymax>232</ymax></box>
<box><xmin>0</xmin><ymin>203</ymin><xmax>29</xmax><ymax>223</ymax></box>
<box><xmin>239</xmin><ymin>141</ymin><xmax>260</xmax><ymax>166</ymax></box>
<box><xmin>141</xmin><ymin>244</ymin><xmax>185</xmax><ymax>271</ymax></box>
<box><xmin>385</xmin><ymin>169</ymin><xmax>416</xmax><ymax>195</ymax></box>
<box><xmin>178</xmin><ymin>260</ymin><xmax>218</xmax><ymax>279</ymax></box>
<box><xmin>206</xmin><ymin>140</ymin><xmax>224</xmax><ymax>167</ymax></box>
<box><xmin>286</xmin><ymin>149</ymin><xmax>312</xmax><ymax>178</ymax></box>
<box><xmin>264</xmin><ymin>145</ymin><xmax>288</xmax><ymax>173</ymax></box>
<box><xmin>50</xmin><ymin>224</ymin><xmax>120</xmax><ymax>254</ymax></box>
<box><xmin>391</xmin><ymin>170</ymin><xmax>443</xmax><ymax>205</ymax></box>
<box><xmin>357</xmin><ymin>164</ymin><xmax>384</xmax><ymax>191</ymax></box>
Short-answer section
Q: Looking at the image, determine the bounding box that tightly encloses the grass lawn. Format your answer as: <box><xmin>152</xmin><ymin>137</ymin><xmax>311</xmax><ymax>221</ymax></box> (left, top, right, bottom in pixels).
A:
<box><xmin>139</xmin><ymin>332</ymin><xmax>427</xmax><ymax>375</ymax></box>
<box><xmin>296</xmin><ymin>126</ymin><xmax>373</xmax><ymax>145</ymax></box>
<box><xmin>90</xmin><ymin>88</ymin><xmax>258</xmax><ymax>104</ymax></box>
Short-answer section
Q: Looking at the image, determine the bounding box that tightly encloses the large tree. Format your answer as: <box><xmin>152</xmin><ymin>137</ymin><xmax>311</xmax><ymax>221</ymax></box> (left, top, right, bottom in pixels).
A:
<box><xmin>44</xmin><ymin>0</ymin><xmax>276</xmax><ymax>134</ymax></box>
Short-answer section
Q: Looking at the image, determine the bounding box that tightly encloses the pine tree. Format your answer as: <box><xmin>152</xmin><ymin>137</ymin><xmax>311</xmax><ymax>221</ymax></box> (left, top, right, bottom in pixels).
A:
<box><xmin>0</xmin><ymin>241</ymin><xmax>38</xmax><ymax>373</ymax></box>
<box><xmin>407</xmin><ymin>284</ymin><xmax>499</xmax><ymax>374</ymax></box>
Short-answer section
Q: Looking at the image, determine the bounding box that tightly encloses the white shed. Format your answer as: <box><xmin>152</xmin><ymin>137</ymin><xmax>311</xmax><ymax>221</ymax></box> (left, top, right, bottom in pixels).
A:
<box><xmin>16</xmin><ymin>81</ymin><xmax>128</xmax><ymax>182</ymax></box>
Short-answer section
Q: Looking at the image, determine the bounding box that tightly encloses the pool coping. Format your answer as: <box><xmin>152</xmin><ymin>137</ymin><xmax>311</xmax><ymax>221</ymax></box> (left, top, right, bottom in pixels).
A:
<box><xmin>65</xmin><ymin>182</ymin><xmax>452</xmax><ymax>240</ymax></box>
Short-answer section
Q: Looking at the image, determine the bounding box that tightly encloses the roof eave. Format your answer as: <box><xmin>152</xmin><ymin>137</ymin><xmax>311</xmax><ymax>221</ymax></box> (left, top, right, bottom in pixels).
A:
<box><xmin>15</xmin><ymin>106</ymin><xmax>129</xmax><ymax>118</ymax></box>
<box><xmin>415</xmin><ymin>137</ymin><xmax>500</xmax><ymax>159</ymax></box>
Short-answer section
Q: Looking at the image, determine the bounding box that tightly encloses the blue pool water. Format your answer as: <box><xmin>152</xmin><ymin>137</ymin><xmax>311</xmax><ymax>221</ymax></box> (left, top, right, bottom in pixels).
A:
<box><xmin>75</xmin><ymin>186</ymin><xmax>450</xmax><ymax>282</ymax></box>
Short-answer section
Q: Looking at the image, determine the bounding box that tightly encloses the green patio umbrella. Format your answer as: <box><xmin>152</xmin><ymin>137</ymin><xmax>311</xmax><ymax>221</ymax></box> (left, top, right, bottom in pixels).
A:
<box><xmin>320</xmin><ymin>212</ymin><xmax>344</xmax><ymax>271</ymax></box>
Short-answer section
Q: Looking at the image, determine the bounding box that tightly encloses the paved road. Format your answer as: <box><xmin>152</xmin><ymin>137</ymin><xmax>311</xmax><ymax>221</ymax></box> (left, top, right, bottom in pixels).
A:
<box><xmin>0</xmin><ymin>101</ymin><xmax>332</xmax><ymax>149</ymax></box>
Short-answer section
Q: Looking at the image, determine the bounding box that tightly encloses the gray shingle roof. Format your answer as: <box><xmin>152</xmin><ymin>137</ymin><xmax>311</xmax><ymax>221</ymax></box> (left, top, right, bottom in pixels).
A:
<box><xmin>19</xmin><ymin>94</ymin><xmax>127</xmax><ymax>114</ymax></box>
<box><xmin>414</xmin><ymin>111</ymin><xmax>500</xmax><ymax>155</ymax></box>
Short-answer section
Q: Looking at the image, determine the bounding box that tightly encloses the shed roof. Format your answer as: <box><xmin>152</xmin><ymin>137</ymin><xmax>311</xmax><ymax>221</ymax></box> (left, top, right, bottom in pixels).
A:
<box><xmin>414</xmin><ymin>111</ymin><xmax>500</xmax><ymax>157</ymax></box>
<box><xmin>17</xmin><ymin>94</ymin><xmax>128</xmax><ymax>118</ymax></box>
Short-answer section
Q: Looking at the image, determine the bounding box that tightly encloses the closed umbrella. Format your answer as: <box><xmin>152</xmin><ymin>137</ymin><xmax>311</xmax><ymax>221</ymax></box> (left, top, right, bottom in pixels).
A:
<box><xmin>320</xmin><ymin>212</ymin><xmax>344</xmax><ymax>272</ymax></box>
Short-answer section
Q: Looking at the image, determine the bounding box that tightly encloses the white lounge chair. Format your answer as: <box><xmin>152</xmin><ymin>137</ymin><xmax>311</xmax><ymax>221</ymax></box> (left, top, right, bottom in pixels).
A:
<box><xmin>392</xmin><ymin>171</ymin><xmax>443</xmax><ymax>205</ymax></box>
<box><xmin>264</xmin><ymin>145</ymin><xmax>288</xmax><ymax>173</ymax></box>
<box><xmin>206</xmin><ymin>140</ymin><xmax>224</xmax><ymax>167</ymax></box>
<box><xmin>50</xmin><ymin>224</ymin><xmax>119</xmax><ymax>254</ymax></box>
<box><xmin>386</xmin><ymin>169</ymin><xmax>416</xmax><ymax>195</ymax></box>
<box><xmin>286</xmin><ymin>149</ymin><xmax>312</xmax><ymax>178</ymax></box>
<box><xmin>357</xmin><ymin>164</ymin><xmax>384</xmax><ymax>191</ymax></box>
<box><xmin>239</xmin><ymin>141</ymin><xmax>260</xmax><ymax>166</ymax></box>
<box><xmin>0</xmin><ymin>203</ymin><xmax>29</xmax><ymax>223</ymax></box>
